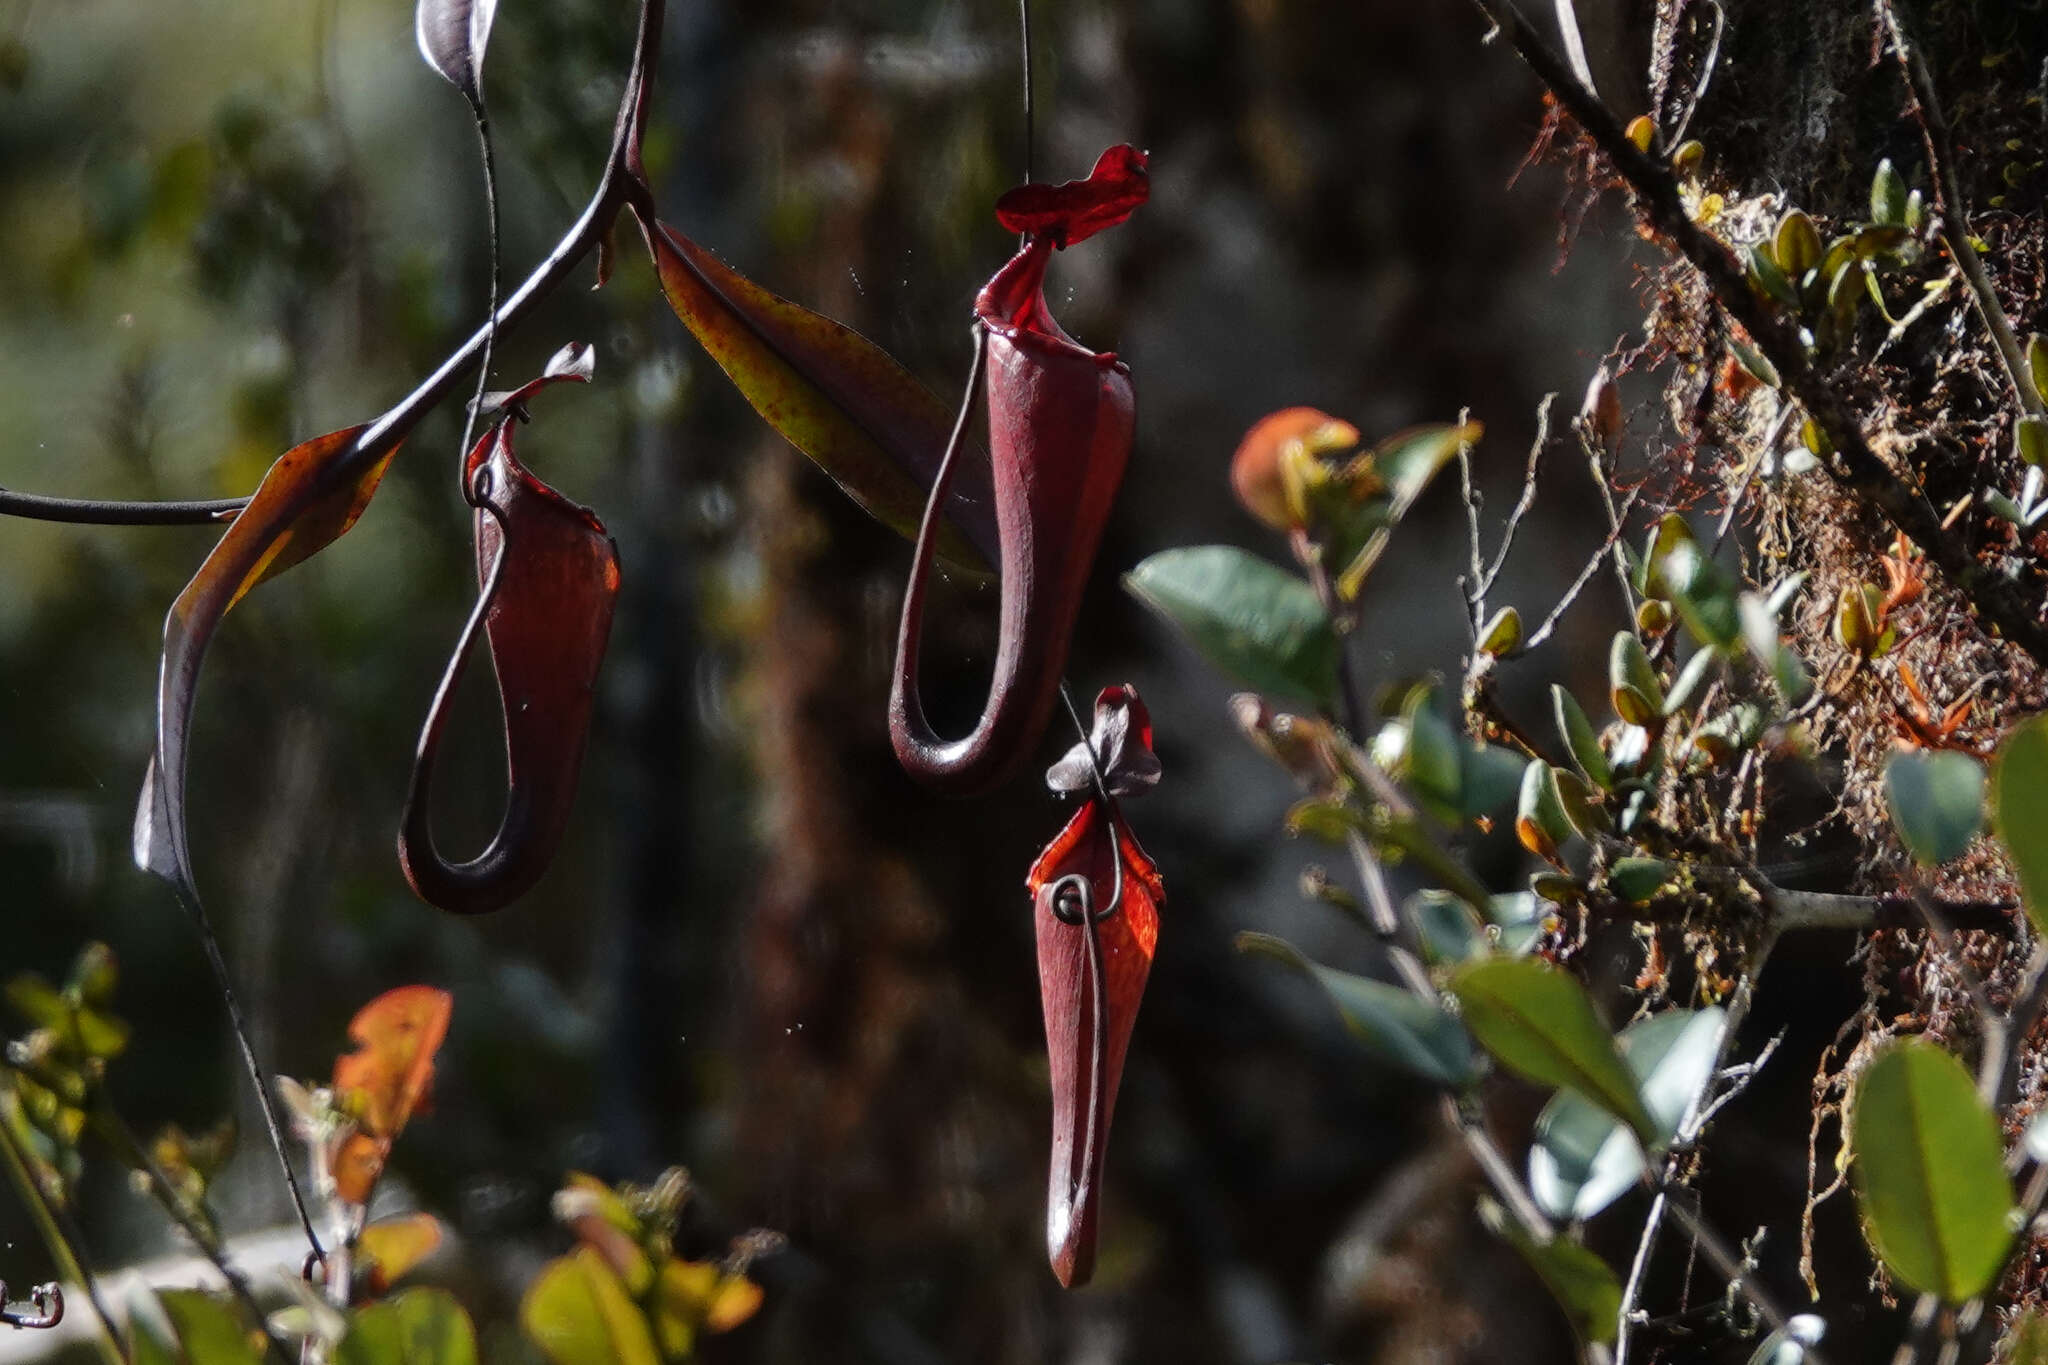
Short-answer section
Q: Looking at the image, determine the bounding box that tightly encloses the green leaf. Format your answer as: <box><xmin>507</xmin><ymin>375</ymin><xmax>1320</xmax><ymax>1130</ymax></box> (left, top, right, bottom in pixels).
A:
<box><xmin>337</xmin><ymin>1290</ymin><xmax>479</xmax><ymax>1365</ymax></box>
<box><xmin>1726</xmin><ymin>333</ymin><xmax>1780</xmax><ymax>389</ymax></box>
<box><xmin>1848</xmin><ymin>1038</ymin><xmax>2014</xmax><ymax>1302</ymax></box>
<box><xmin>4</xmin><ymin>975</ymin><xmax>68</xmax><ymax>1031</ymax></box>
<box><xmin>1529</xmin><ymin>1008</ymin><xmax>1724</xmax><ymax>1219</ymax></box>
<box><xmin>1608</xmin><ymin>857</ymin><xmax>1673</xmax><ymax>905</ymax></box>
<box><xmin>521</xmin><ymin>1248</ymin><xmax>663</xmax><ymax>1365</ymax></box>
<box><xmin>1125</xmin><ymin>547</ymin><xmax>1338</xmax><ymax>707</ymax></box>
<box><xmin>1333</xmin><ymin>423</ymin><xmax>1477</xmax><ymax>598</ymax></box>
<box><xmin>1477</xmin><ymin>605</ymin><xmax>1523</xmax><ymax>656</ymax></box>
<box><xmin>1450</xmin><ymin>958</ymin><xmax>1654</xmax><ymax>1140</ymax></box>
<box><xmin>2009</xmin><ymin>1308</ymin><xmax>2048</xmax><ymax>1365</ymax></box>
<box><xmin>65</xmin><ymin>943</ymin><xmax>118</xmax><ymax>1008</ymax></box>
<box><xmin>1608</xmin><ymin>632</ymin><xmax>1663</xmax><ymax>724</ymax></box>
<box><xmin>1552</xmin><ymin>685</ymin><xmax>1612</xmax><ymax>789</ymax></box>
<box><xmin>1886</xmin><ymin>749</ymin><xmax>1986</xmax><ymax>866</ymax></box>
<box><xmin>1994</xmin><ymin>715</ymin><xmax>2048</xmax><ymax>937</ymax></box>
<box><xmin>1458</xmin><ymin>742</ymin><xmax>1526</xmax><ymax>820</ymax></box>
<box><xmin>128</xmin><ymin>1290</ymin><xmax>183</xmax><ymax>1365</ymax></box>
<box><xmin>1408</xmin><ymin>890</ymin><xmax>1486</xmax><ymax>965</ymax></box>
<box><xmin>1481</xmin><ymin>1202</ymin><xmax>1621</xmax><ymax>1345</ymax></box>
<box><xmin>1237</xmin><ymin>933</ymin><xmax>1477</xmax><ymax>1087</ymax></box>
<box><xmin>158</xmin><ymin>1289</ymin><xmax>264</xmax><ymax>1365</ymax></box>
<box><xmin>1871</xmin><ymin>158</ymin><xmax>1908</xmax><ymax>227</ymax></box>
<box><xmin>1403</xmin><ymin>692</ymin><xmax>1464</xmax><ymax>810</ymax></box>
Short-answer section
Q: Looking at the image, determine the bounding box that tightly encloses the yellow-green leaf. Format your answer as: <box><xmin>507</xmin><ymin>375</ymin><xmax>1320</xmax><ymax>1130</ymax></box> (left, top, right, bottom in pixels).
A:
<box><xmin>1993</xmin><ymin>715</ymin><xmax>2048</xmax><ymax>937</ymax></box>
<box><xmin>520</xmin><ymin>1248</ymin><xmax>661</xmax><ymax>1365</ymax></box>
<box><xmin>1849</xmin><ymin>1038</ymin><xmax>2014</xmax><ymax>1302</ymax></box>
<box><xmin>336</xmin><ymin>1289</ymin><xmax>478</xmax><ymax>1365</ymax></box>
<box><xmin>637</xmin><ymin>214</ymin><xmax>994</xmax><ymax>574</ymax></box>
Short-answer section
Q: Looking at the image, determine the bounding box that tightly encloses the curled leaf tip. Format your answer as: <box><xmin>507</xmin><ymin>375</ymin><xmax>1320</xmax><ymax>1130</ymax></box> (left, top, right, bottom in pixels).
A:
<box><xmin>1047</xmin><ymin>684</ymin><xmax>1161</xmax><ymax>798</ymax></box>
<box><xmin>994</xmin><ymin>144</ymin><xmax>1150</xmax><ymax>246</ymax></box>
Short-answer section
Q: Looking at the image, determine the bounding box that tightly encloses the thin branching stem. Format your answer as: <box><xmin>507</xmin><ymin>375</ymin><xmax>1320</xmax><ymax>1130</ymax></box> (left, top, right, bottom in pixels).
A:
<box><xmin>454</xmin><ymin>100</ymin><xmax>504</xmax><ymax>469</ymax></box>
<box><xmin>169</xmin><ymin>880</ymin><xmax>323</xmax><ymax>1261</ymax></box>
<box><xmin>1663</xmin><ymin>1195</ymin><xmax>1812</xmax><ymax>1354</ymax></box>
<box><xmin>1475</xmin><ymin>393</ymin><xmax>1552</xmax><ymax>603</ymax></box>
<box><xmin>1517</xmin><ymin>484</ymin><xmax>1642</xmax><ymax>654</ymax></box>
<box><xmin>84</xmin><ymin>1097</ymin><xmax>296</xmax><ymax>1365</ymax></box>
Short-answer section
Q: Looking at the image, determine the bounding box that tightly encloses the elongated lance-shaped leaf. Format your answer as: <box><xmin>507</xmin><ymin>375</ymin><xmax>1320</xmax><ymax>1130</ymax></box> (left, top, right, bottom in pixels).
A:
<box><xmin>416</xmin><ymin>0</ymin><xmax>499</xmax><ymax>108</ymax></box>
<box><xmin>1450</xmin><ymin>957</ymin><xmax>1655</xmax><ymax>1141</ymax></box>
<box><xmin>398</xmin><ymin>415</ymin><xmax>620</xmax><ymax>914</ymax></box>
<box><xmin>134</xmin><ymin>424</ymin><xmax>400</xmax><ymax>891</ymax></box>
<box><xmin>635</xmin><ymin>212</ymin><xmax>997</xmax><ymax>574</ymax></box>
<box><xmin>1237</xmin><ymin>932</ymin><xmax>1476</xmax><ymax>1086</ymax></box>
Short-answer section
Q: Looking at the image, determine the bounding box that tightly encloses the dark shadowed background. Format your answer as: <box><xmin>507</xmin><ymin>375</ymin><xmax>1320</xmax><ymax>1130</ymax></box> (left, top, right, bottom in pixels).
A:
<box><xmin>0</xmin><ymin>0</ymin><xmax>1791</xmax><ymax>1360</ymax></box>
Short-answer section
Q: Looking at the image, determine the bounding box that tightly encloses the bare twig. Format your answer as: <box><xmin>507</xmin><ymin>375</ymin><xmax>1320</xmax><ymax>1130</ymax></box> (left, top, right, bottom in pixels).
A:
<box><xmin>1519</xmin><ymin>483</ymin><xmax>1643</xmax><ymax>653</ymax></box>
<box><xmin>1476</xmin><ymin>393</ymin><xmax>1553</xmax><ymax>602</ymax></box>
<box><xmin>1664</xmin><ymin>1196</ymin><xmax>1813</xmax><ymax>1355</ymax></box>
<box><xmin>1457</xmin><ymin>407</ymin><xmax>1489</xmax><ymax>634</ymax></box>
<box><xmin>1616</xmin><ymin>930</ymin><xmax>1780</xmax><ymax>1364</ymax></box>
<box><xmin>1582</xmin><ymin>427</ymin><xmax>1639</xmax><ymax>616</ymax></box>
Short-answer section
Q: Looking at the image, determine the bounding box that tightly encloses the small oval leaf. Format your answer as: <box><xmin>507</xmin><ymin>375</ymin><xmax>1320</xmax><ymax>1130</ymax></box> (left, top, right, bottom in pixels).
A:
<box><xmin>1885</xmin><ymin>747</ymin><xmax>1985</xmax><ymax>866</ymax></box>
<box><xmin>1848</xmin><ymin>1038</ymin><xmax>2014</xmax><ymax>1303</ymax></box>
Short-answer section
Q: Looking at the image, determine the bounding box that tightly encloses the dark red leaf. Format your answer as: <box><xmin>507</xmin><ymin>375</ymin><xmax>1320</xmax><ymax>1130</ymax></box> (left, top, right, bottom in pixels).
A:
<box><xmin>1046</xmin><ymin>684</ymin><xmax>1161</xmax><ymax>798</ymax></box>
<box><xmin>134</xmin><ymin>425</ymin><xmax>400</xmax><ymax>891</ymax></box>
<box><xmin>891</xmin><ymin>152</ymin><xmax>1145</xmax><ymax>793</ymax></box>
<box><xmin>397</xmin><ymin>416</ymin><xmax>620</xmax><ymax>914</ymax></box>
<box><xmin>1027</xmin><ymin>798</ymin><xmax>1163</xmax><ymax>1287</ymax></box>
<box><xmin>993</xmin><ymin>145</ymin><xmax>1150</xmax><ymax>245</ymax></box>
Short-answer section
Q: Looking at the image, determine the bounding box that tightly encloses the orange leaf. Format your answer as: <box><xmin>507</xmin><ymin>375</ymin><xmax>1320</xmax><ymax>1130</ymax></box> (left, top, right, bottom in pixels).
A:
<box><xmin>332</xmin><ymin>1132</ymin><xmax>387</xmax><ymax>1208</ymax></box>
<box><xmin>333</xmin><ymin>986</ymin><xmax>453</xmax><ymax>1140</ymax></box>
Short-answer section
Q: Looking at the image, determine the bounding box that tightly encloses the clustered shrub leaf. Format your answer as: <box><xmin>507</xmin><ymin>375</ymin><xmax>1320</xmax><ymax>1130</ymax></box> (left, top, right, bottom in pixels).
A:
<box><xmin>1994</xmin><ymin>715</ymin><xmax>2048</xmax><ymax>937</ymax></box>
<box><xmin>1450</xmin><ymin>958</ymin><xmax>1655</xmax><ymax>1142</ymax></box>
<box><xmin>1529</xmin><ymin>1008</ymin><xmax>1723</xmax><ymax>1220</ymax></box>
<box><xmin>1124</xmin><ymin>546</ymin><xmax>1339</xmax><ymax>707</ymax></box>
<box><xmin>1236</xmin><ymin>933</ymin><xmax>1476</xmax><ymax>1087</ymax></box>
<box><xmin>1884</xmin><ymin>747</ymin><xmax>1986</xmax><ymax>866</ymax></box>
<box><xmin>1848</xmin><ymin>1038</ymin><xmax>2013</xmax><ymax>1303</ymax></box>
